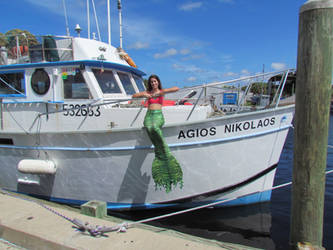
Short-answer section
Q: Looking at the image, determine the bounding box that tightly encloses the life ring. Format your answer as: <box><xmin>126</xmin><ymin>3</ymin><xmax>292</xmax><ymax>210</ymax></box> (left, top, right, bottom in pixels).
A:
<box><xmin>10</xmin><ymin>45</ymin><xmax>28</xmax><ymax>57</ymax></box>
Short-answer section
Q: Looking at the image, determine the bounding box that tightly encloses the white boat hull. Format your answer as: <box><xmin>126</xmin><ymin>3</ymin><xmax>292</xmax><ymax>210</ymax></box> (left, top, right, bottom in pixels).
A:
<box><xmin>0</xmin><ymin>105</ymin><xmax>293</xmax><ymax>210</ymax></box>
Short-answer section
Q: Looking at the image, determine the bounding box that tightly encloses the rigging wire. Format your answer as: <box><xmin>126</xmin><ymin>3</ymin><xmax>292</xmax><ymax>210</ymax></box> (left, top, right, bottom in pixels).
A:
<box><xmin>91</xmin><ymin>0</ymin><xmax>101</xmax><ymax>41</ymax></box>
<box><xmin>62</xmin><ymin>0</ymin><xmax>70</xmax><ymax>36</ymax></box>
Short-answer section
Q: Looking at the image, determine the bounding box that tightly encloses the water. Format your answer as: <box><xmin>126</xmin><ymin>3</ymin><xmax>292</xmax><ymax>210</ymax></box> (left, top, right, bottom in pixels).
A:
<box><xmin>109</xmin><ymin>115</ymin><xmax>333</xmax><ymax>250</ymax></box>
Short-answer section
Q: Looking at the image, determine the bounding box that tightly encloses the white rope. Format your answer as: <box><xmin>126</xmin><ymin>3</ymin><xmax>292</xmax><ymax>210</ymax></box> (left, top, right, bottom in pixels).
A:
<box><xmin>126</xmin><ymin>168</ymin><xmax>333</xmax><ymax>227</ymax></box>
<box><xmin>2</xmin><ymin>158</ymin><xmax>333</xmax><ymax>237</ymax></box>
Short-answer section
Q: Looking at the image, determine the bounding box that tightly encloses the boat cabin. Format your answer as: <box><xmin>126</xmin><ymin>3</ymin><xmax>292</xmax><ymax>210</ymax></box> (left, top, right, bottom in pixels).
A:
<box><xmin>0</xmin><ymin>34</ymin><xmax>146</xmax><ymax>104</ymax></box>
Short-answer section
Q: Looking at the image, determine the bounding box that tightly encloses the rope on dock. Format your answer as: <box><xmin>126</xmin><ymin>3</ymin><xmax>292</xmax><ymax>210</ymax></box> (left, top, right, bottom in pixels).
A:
<box><xmin>1</xmin><ymin>169</ymin><xmax>333</xmax><ymax>237</ymax></box>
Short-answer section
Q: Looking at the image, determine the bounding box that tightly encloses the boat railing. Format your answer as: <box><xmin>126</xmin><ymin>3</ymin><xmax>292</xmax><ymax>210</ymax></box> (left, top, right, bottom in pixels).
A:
<box><xmin>125</xmin><ymin>69</ymin><xmax>295</xmax><ymax>122</ymax></box>
<box><xmin>173</xmin><ymin>69</ymin><xmax>295</xmax><ymax>119</ymax></box>
<box><xmin>0</xmin><ymin>34</ymin><xmax>73</xmax><ymax>65</ymax></box>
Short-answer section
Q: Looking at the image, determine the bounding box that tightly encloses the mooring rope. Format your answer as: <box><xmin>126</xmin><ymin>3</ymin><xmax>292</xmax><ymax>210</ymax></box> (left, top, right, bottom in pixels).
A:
<box><xmin>1</xmin><ymin>169</ymin><xmax>333</xmax><ymax>237</ymax></box>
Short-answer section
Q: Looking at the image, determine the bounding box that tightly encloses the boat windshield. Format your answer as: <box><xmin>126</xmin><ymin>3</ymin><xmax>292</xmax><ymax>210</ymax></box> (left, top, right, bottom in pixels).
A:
<box><xmin>133</xmin><ymin>75</ymin><xmax>146</xmax><ymax>92</ymax></box>
<box><xmin>117</xmin><ymin>72</ymin><xmax>135</xmax><ymax>95</ymax></box>
<box><xmin>92</xmin><ymin>69</ymin><xmax>121</xmax><ymax>94</ymax></box>
<box><xmin>63</xmin><ymin>68</ymin><xmax>90</xmax><ymax>99</ymax></box>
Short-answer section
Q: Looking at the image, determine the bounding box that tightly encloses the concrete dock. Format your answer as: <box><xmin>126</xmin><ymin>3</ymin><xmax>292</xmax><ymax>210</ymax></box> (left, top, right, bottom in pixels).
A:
<box><xmin>0</xmin><ymin>190</ymin><xmax>259</xmax><ymax>250</ymax></box>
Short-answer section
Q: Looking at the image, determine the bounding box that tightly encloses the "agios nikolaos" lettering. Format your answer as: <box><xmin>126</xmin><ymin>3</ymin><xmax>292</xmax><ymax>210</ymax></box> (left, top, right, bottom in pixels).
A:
<box><xmin>224</xmin><ymin>117</ymin><xmax>275</xmax><ymax>133</ymax></box>
<box><xmin>178</xmin><ymin>127</ymin><xmax>216</xmax><ymax>139</ymax></box>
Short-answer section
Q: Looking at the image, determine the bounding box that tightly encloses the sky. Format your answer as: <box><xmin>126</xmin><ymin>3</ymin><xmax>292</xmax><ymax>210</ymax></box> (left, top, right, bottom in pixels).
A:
<box><xmin>1</xmin><ymin>0</ymin><xmax>306</xmax><ymax>88</ymax></box>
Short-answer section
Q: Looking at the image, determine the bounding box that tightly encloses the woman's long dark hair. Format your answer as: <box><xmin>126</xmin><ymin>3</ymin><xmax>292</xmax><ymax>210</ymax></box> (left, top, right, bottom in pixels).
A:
<box><xmin>147</xmin><ymin>74</ymin><xmax>162</xmax><ymax>91</ymax></box>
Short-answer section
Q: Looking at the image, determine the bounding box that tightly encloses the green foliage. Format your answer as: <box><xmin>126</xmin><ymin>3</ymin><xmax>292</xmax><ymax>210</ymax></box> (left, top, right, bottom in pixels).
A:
<box><xmin>4</xmin><ymin>29</ymin><xmax>38</xmax><ymax>47</ymax></box>
<box><xmin>0</xmin><ymin>32</ymin><xmax>8</xmax><ymax>47</ymax></box>
<box><xmin>250</xmin><ymin>82</ymin><xmax>268</xmax><ymax>95</ymax></box>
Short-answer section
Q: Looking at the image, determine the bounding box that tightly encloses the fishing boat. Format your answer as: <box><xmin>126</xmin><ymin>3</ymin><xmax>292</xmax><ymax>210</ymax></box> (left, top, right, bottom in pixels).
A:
<box><xmin>0</xmin><ymin>1</ymin><xmax>295</xmax><ymax>211</ymax></box>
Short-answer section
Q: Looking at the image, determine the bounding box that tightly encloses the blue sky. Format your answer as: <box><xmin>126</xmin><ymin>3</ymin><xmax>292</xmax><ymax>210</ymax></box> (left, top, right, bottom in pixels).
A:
<box><xmin>1</xmin><ymin>0</ymin><xmax>305</xmax><ymax>87</ymax></box>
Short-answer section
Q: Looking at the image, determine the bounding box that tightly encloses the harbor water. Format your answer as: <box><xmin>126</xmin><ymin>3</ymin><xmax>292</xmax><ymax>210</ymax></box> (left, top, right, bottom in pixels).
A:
<box><xmin>110</xmin><ymin>115</ymin><xmax>333</xmax><ymax>250</ymax></box>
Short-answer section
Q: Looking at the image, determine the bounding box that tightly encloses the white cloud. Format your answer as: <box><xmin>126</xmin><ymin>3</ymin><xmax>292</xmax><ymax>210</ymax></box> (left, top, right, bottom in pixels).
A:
<box><xmin>172</xmin><ymin>63</ymin><xmax>204</xmax><ymax>74</ymax></box>
<box><xmin>221</xmin><ymin>55</ymin><xmax>234</xmax><ymax>63</ymax></box>
<box><xmin>186</xmin><ymin>76</ymin><xmax>197</xmax><ymax>82</ymax></box>
<box><xmin>241</xmin><ymin>69</ymin><xmax>250</xmax><ymax>75</ymax></box>
<box><xmin>154</xmin><ymin>48</ymin><xmax>178</xmax><ymax>59</ymax></box>
<box><xmin>180</xmin><ymin>49</ymin><xmax>191</xmax><ymax>55</ymax></box>
<box><xmin>128</xmin><ymin>41</ymin><xmax>149</xmax><ymax>50</ymax></box>
<box><xmin>218</xmin><ymin>0</ymin><xmax>234</xmax><ymax>4</ymax></box>
<box><xmin>179</xmin><ymin>2</ymin><xmax>203</xmax><ymax>11</ymax></box>
<box><xmin>271</xmin><ymin>62</ymin><xmax>287</xmax><ymax>71</ymax></box>
<box><xmin>223</xmin><ymin>72</ymin><xmax>237</xmax><ymax>77</ymax></box>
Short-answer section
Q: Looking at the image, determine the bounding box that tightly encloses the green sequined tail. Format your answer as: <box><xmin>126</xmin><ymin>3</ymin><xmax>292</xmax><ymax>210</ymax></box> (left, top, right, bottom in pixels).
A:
<box><xmin>144</xmin><ymin>110</ymin><xmax>183</xmax><ymax>193</ymax></box>
<box><xmin>152</xmin><ymin>154</ymin><xmax>183</xmax><ymax>193</ymax></box>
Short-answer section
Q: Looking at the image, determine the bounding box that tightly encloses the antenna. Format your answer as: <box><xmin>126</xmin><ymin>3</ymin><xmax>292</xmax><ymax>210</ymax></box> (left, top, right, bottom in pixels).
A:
<box><xmin>91</xmin><ymin>0</ymin><xmax>101</xmax><ymax>41</ymax></box>
<box><xmin>118</xmin><ymin>0</ymin><xmax>123</xmax><ymax>48</ymax></box>
<box><xmin>62</xmin><ymin>0</ymin><xmax>70</xmax><ymax>36</ymax></box>
<box><xmin>87</xmin><ymin>0</ymin><xmax>90</xmax><ymax>39</ymax></box>
<box><xmin>107</xmin><ymin>0</ymin><xmax>111</xmax><ymax>45</ymax></box>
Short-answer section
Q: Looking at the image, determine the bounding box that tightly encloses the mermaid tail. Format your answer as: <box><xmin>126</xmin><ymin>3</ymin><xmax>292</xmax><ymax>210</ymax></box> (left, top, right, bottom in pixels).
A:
<box><xmin>144</xmin><ymin>110</ymin><xmax>183</xmax><ymax>192</ymax></box>
<box><xmin>152</xmin><ymin>154</ymin><xmax>183</xmax><ymax>193</ymax></box>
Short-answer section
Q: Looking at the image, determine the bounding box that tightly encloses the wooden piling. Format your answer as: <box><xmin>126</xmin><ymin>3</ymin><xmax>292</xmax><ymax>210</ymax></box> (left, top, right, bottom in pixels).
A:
<box><xmin>291</xmin><ymin>0</ymin><xmax>333</xmax><ymax>249</ymax></box>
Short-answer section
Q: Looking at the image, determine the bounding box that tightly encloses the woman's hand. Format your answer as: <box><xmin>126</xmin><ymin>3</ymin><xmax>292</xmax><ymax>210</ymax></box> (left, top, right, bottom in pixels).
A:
<box><xmin>144</xmin><ymin>92</ymin><xmax>152</xmax><ymax>98</ymax></box>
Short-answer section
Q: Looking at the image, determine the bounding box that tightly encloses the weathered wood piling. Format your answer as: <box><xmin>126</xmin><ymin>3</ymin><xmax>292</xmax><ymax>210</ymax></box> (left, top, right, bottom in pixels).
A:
<box><xmin>291</xmin><ymin>0</ymin><xmax>333</xmax><ymax>249</ymax></box>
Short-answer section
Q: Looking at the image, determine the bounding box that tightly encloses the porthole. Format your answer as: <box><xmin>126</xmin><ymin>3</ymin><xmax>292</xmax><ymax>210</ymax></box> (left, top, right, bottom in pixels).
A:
<box><xmin>31</xmin><ymin>69</ymin><xmax>50</xmax><ymax>95</ymax></box>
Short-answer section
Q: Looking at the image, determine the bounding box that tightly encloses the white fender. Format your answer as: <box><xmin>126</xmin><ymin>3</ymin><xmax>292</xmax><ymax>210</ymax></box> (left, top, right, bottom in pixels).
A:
<box><xmin>18</xmin><ymin>159</ymin><xmax>56</xmax><ymax>174</ymax></box>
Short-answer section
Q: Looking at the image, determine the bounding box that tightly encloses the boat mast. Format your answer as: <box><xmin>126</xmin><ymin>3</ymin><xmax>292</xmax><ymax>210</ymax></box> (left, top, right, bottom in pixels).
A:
<box><xmin>87</xmin><ymin>0</ymin><xmax>90</xmax><ymax>39</ymax></box>
<box><xmin>62</xmin><ymin>0</ymin><xmax>70</xmax><ymax>36</ymax></box>
<box><xmin>107</xmin><ymin>0</ymin><xmax>111</xmax><ymax>45</ymax></box>
<box><xmin>118</xmin><ymin>0</ymin><xmax>123</xmax><ymax>48</ymax></box>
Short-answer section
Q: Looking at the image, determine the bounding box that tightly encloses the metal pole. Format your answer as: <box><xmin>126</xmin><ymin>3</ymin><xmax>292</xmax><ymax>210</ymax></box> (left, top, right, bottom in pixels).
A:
<box><xmin>107</xmin><ymin>0</ymin><xmax>111</xmax><ymax>45</ymax></box>
<box><xmin>290</xmin><ymin>1</ymin><xmax>333</xmax><ymax>249</ymax></box>
<box><xmin>118</xmin><ymin>0</ymin><xmax>123</xmax><ymax>49</ymax></box>
<box><xmin>87</xmin><ymin>0</ymin><xmax>90</xmax><ymax>39</ymax></box>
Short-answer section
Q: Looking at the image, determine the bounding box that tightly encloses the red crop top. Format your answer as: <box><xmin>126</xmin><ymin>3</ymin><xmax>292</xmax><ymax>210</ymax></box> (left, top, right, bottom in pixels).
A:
<box><xmin>147</xmin><ymin>95</ymin><xmax>164</xmax><ymax>105</ymax></box>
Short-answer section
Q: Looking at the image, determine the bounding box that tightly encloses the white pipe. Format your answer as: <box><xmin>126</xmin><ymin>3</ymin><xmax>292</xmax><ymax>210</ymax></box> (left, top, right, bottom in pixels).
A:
<box><xmin>87</xmin><ymin>0</ymin><xmax>90</xmax><ymax>39</ymax></box>
<box><xmin>91</xmin><ymin>0</ymin><xmax>101</xmax><ymax>41</ymax></box>
<box><xmin>62</xmin><ymin>0</ymin><xmax>70</xmax><ymax>36</ymax></box>
<box><xmin>118</xmin><ymin>0</ymin><xmax>123</xmax><ymax>48</ymax></box>
<box><xmin>107</xmin><ymin>0</ymin><xmax>111</xmax><ymax>45</ymax></box>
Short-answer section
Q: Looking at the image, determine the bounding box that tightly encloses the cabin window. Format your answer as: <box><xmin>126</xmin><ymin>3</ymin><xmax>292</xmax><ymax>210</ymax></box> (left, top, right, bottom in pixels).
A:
<box><xmin>31</xmin><ymin>68</ymin><xmax>50</xmax><ymax>95</ymax></box>
<box><xmin>0</xmin><ymin>71</ymin><xmax>25</xmax><ymax>97</ymax></box>
<box><xmin>63</xmin><ymin>69</ymin><xmax>90</xmax><ymax>99</ymax></box>
<box><xmin>93</xmin><ymin>69</ymin><xmax>121</xmax><ymax>94</ymax></box>
<box><xmin>133</xmin><ymin>75</ymin><xmax>146</xmax><ymax>92</ymax></box>
<box><xmin>117</xmin><ymin>72</ymin><xmax>135</xmax><ymax>95</ymax></box>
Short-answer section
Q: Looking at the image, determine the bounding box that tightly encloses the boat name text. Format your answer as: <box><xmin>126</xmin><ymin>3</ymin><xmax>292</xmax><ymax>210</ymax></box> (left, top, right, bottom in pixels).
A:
<box><xmin>62</xmin><ymin>104</ymin><xmax>101</xmax><ymax>117</ymax></box>
<box><xmin>178</xmin><ymin>127</ymin><xmax>216</xmax><ymax>139</ymax></box>
<box><xmin>177</xmin><ymin>117</ymin><xmax>276</xmax><ymax>139</ymax></box>
<box><xmin>224</xmin><ymin>117</ymin><xmax>275</xmax><ymax>133</ymax></box>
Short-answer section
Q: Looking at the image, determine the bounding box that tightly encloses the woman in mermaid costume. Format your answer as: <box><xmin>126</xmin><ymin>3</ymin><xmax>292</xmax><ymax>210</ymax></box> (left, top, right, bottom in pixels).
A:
<box><xmin>132</xmin><ymin>75</ymin><xmax>183</xmax><ymax>192</ymax></box>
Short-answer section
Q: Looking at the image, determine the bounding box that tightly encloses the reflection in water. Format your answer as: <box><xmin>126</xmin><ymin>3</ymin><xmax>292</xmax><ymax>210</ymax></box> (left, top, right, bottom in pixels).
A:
<box><xmin>109</xmin><ymin>202</ymin><xmax>275</xmax><ymax>249</ymax></box>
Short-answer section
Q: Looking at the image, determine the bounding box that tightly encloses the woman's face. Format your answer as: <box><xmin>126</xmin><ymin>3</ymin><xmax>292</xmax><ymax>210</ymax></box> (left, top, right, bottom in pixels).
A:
<box><xmin>150</xmin><ymin>78</ymin><xmax>159</xmax><ymax>90</ymax></box>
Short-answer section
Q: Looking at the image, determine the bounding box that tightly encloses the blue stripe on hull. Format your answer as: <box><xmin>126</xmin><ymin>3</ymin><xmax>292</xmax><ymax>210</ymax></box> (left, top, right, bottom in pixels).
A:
<box><xmin>20</xmin><ymin>189</ymin><xmax>272</xmax><ymax>211</ymax></box>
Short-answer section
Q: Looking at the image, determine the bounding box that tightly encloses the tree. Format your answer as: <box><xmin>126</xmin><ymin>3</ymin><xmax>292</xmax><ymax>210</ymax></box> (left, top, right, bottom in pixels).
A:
<box><xmin>5</xmin><ymin>29</ymin><xmax>38</xmax><ymax>47</ymax></box>
<box><xmin>0</xmin><ymin>32</ymin><xmax>8</xmax><ymax>47</ymax></box>
<box><xmin>250</xmin><ymin>82</ymin><xmax>267</xmax><ymax>95</ymax></box>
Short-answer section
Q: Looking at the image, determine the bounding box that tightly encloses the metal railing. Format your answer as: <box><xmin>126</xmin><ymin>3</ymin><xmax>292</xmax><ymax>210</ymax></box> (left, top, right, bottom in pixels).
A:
<box><xmin>0</xmin><ymin>34</ymin><xmax>74</xmax><ymax>65</ymax></box>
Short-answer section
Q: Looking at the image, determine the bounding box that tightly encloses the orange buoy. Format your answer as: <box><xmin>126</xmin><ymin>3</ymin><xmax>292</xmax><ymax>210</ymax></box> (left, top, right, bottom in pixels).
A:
<box><xmin>118</xmin><ymin>48</ymin><xmax>137</xmax><ymax>68</ymax></box>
